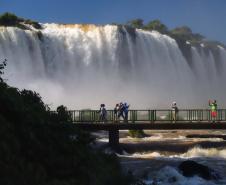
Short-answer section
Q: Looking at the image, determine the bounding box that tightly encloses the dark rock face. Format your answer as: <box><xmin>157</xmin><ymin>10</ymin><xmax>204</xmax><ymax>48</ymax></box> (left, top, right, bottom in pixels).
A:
<box><xmin>178</xmin><ymin>160</ymin><xmax>220</xmax><ymax>180</ymax></box>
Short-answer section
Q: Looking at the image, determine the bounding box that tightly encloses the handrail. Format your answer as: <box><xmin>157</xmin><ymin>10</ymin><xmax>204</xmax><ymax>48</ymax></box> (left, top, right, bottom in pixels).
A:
<box><xmin>51</xmin><ymin>109</ymin><xmax>226</xmax><ymax>123</ymax></box>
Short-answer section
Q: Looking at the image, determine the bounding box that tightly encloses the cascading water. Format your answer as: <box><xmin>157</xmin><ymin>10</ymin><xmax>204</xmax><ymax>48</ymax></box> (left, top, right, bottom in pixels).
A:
<box><xmin>0</xmin><ymin>24</ymin><xmax>226</xmax><ymax>109</ymax></box>
<box><xmin>117</xmin><ymin>130</ymin><xmax>226</xmax><ymax>185</ymax></box>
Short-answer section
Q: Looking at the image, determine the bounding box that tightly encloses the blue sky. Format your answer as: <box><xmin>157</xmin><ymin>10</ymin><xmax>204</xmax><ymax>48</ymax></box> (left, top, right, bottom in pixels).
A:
<box><xmin>1</xmin><ymin>0</ymin><xmax>226</xmax><ymax>44</ymax></box>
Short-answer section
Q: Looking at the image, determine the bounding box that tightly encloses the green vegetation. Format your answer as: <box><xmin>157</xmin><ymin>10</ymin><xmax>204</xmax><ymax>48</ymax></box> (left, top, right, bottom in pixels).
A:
<box><xmin>128</xmin><ymin>130</ymin><xmax>146</xmax><ymax>138</ymax></box>
<box><xmin>0</xmin><ymin>60</ymin><xmax>133</xmax><ymax>185</ymax></box>
<box><xmin>0</xmin><ymin>12</ymin><xmax>42</xmax><ymax>29</ymax></box>
<box><xmin>126</xmin><ymin>19</ymin><xmax>168</xmax><ymax>34</ymax></box>
<box><xmin>126</xmin><ymin>19</ymin><xmax>203</xmax><ymax>43</ymax></box>
<box><xmin>126</xmin><ymin>18</ymin><xmax>225</xmax><ymax>51</ymax></box>
<box><xmin>127</xmin><ymin>18</ymin><xmax>144</xmax><ymax>29</ymax></box>
<box><xmin>144</xmin><ymin>20</ymin><xmax>168</xmax><ymax>34</ymax></box>
<box><xmin>169</xmin><ymin>26</ymin><xmax>205</xmax><ymax>46</ymax></box>
<box><xmin>0</xmin><ymin>12</ymin><xmax>23</xmax><ymax>26</ymax></box>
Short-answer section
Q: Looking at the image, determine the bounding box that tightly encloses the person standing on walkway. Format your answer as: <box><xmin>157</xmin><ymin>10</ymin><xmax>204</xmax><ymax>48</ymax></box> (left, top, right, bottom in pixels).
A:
<box><xmin>172</xmin><ymin>101</ymin><xmax>178</xmax><ymax>122</ymax></box>
<box><xmin>118</xmin><ymin>102</ymin><xmax>125</xmax><ymax>121</ymax></box>
<box><xmin>209</xmin><ymin>100</ymin><xmax>217</xmax><ymax>122</ymax></box>
<box><xmin>123</xmin><ymin>102</ymin><xmax>130</xmax><ymax>122</ymax></box>
<box><xmin>99</xmin><ymin>104</ymin><xmax>107</xmax><ymax>123</ymax></box>
<box><xmin>114</xmin><ymin>103</ymin><xmax>120</xmax><ymax>122</ymax></box>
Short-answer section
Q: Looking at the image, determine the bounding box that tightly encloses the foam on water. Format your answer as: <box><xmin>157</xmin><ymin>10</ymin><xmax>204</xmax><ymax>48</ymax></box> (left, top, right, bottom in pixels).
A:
<box><xmin>121</xmin><ymin>146</ymin><xmax>226</xmax><ymax>160</ymax></box>
<box><xmin>119</xmin><ymin>134</ymin><xmax>224</xmax><ymax>143</ymax></box>
<box><xmin>122</xmin><ymin>147</ymin><xmax>226</xmax><ymax>185</ymax></box>
<box><xmin>179</xmin><ymin>146</ymin><xmax>226</xmax><ymax>159</ymax></box>
<box><xmin>146</xmin><ymin>166</ymin><xmax>218</xmax><ymax>185</ymax></box>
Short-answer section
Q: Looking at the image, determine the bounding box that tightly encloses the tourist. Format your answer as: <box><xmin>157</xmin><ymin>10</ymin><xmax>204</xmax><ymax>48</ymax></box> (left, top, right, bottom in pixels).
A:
<box><xmin>123</xmin><ymin>102</ymin><xmax>130</xmax><ymax>122</ymax></box>
<box><xmin>209</xmin><ymin>100</ymin><xmax>217</xmax><ymax>122</ymax></box>
<box><xmin>118</xmin><ymin>102</ymin><xmax>125</xmax><ymax>120</ymax></box>
<box><xmin>172</xmin><ymin>101</ymin><xmax>178</xmax><ymax>122</ymax></box>
<box><xmin>99</xmin><ymin>104</ymin><xmax>107</xmax><ymax>123</ymax></box>
<box><xmin>114</xmin><ymin>103</ymin><xmax>120</xmax><ymax>121</ymax></box>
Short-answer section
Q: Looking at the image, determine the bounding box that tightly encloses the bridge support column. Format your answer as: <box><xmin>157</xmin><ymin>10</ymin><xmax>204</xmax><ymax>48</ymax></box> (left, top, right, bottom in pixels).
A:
<box><xmin>109</xmin><ymin>129</ymin><xmax>119</xmax><ymax>150</ymax></box>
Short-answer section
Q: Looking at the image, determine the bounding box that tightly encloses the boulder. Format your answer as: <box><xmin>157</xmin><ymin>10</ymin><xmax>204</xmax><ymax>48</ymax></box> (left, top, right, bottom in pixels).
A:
<box><xmin>178</xmin><ymin>160</ymin><xmax>220</xmax><ymax>180</ymax></box>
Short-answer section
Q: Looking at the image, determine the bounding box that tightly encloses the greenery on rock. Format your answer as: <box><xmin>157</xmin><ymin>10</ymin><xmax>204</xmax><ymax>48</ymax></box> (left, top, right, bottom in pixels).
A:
<box><xmin>128</xmin><ymin>130</ymin><xmax>146</xmax><ymax>138</ymax></box>
<box><xmin>126</xmin><ymin>19</ymin><xmax>144</xmax><ymax>29</ymax></box>
<box><xmin>144</xmin><ymin>20</ymin><xmax>168</xmax><ymax>34</ymax></box>
<box><xmin>0</xmin><ymin>12</ymin><xmax>42</xmax><ymax>29</ymax></box>
<box><xmin>126</xmin><ymin>18</ymin><xmax>225</xmax><ymax>47</ymax></box>
<box><xmin>0</xmin><ymin>60</ymin><xmax>133</xmax><ymax>185</ymax></box>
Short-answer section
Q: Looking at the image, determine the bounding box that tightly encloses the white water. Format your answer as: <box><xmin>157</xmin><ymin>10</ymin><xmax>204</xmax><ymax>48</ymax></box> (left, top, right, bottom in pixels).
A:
<box><xmin>122</xmin><ymin>146</ymin><xmax>226</xmax><ymax>159</ymax></box>
<box><xmin>93</xmin><ymin>130</ymin><xmax>226</xmax><ymax>184</ymax></box>
<box><xmin>144</xmin><ymin>165</ymin><xmax>221</xmax><ymax>185</ymax></box>
<box><xmin>118</xmin><ymin>131</ymin><xmax>226</xmax><ymax>185</ymax></box>
<box><xmin>125</xmin><ymin>147</ymin><xmax>226</xmax><ymax>185</ymax></box>
<box><xmin>0</xmin><ymin>24</ymin><xmax>226</xmax><ymax>109</ymax></box>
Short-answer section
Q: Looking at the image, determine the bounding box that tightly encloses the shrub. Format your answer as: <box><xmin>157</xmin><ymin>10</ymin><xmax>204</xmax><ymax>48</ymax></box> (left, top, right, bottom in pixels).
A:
<box><xmin>144</xmin><ymin>19</ymin><xmax>168</xmax><ymax>34</ymax></box>
<box><xmin>128</xmin><ymin>130</ymin><xmax>146</xmax><ymax>138</ymax></box>
<box><xmin>127</xmin><ymin>18</ymin><xmax>144</xmax><ymax>29</ymax></box>
<box><xmin>0</xmin><ymin>12</ymin><xmax>23</xmax><ymax>26</ymax></box>
<box><xmin>0</xmin><ymin>63</ymin><xmax>132</xmax><ymax>185</ymax></box>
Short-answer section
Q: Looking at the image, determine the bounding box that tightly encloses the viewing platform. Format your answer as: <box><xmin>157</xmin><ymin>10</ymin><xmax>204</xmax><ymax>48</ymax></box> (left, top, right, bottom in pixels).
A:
<box><xmin>65</xmin><ymin>109</ymin><xmax>226</xmax><ymax>123</ymax></box>
<box><xmin>55</xmin><ymin>109</ymin><xmax>226</xmax><ymax>150</ymax></box>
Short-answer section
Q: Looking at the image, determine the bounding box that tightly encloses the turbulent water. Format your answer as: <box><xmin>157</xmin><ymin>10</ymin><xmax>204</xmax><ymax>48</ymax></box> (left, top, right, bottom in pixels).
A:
<box><xmin>96</xmin><ymin>130</ymin><xmax>226</xmax><ymax>185</ymax></box>
<box><xmin>0</xmin><ymin>24</ymin><xmax>226</xmax><ymax>109</ymax></box>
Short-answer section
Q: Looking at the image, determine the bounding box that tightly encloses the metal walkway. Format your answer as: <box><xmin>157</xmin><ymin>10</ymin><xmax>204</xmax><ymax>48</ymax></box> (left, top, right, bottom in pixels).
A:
<box><xmin>62</xmin><ymin>109</ymin><xmax>226</xmax><ymax>123</ymax></box>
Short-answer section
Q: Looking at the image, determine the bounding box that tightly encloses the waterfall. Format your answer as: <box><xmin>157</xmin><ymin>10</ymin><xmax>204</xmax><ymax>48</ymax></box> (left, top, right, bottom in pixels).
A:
<box><xmin>0</xmin><ymin>24</ymin><xmax>226</xmax><ymax>109</ymax></box>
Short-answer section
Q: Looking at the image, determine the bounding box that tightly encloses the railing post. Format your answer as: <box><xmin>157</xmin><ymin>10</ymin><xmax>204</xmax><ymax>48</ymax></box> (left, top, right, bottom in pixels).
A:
<box><xmin>225</xmin><ymin>110</ymin><xmax>226</xmax><ymax>121</ymax></box>
<box><xmin>197</xmin><ymin>110</ymin><xmax>201</xmax><ymax>121</ymax></box>
<box><xmin>219</xmin><ymin>110</ymin><xmax>222</xmax><ymax>121</ymax></box>
<box><xmin>148</xmin><ymin>110</ymin><xmax>151</xmax><ymax>123</ymax></box>
<box><xmin>135</xmin><ymin>110</ymin><xmax>138</xmax><ymax>122</ymax></box>
<box><xmin>207</xmin><ymin>109</ymin><xmax>211</xmax><ymax>121</ymax></box>
<box><xmin>150</xmin><ymin>110</ymin><xmax>155</xmax><ymax>123</ymax></box>
<box><xmin>91</xmin><ymin>110</ymin><xmax>94</xmax><ymax>122</ymax></box>
<box><xmin>169</xmin><ymin>110</ymin><xmax>172</xmax><ymax>122</ymax></box>
<box><xmin>79</xmin><ymin>110</ymin><xmax>82</xmax><ymax>122</ymax></box>
<box><xmin>132</xmin><ymin>110</ymin><xmax>135</xmax><ymax>123</ymax></box>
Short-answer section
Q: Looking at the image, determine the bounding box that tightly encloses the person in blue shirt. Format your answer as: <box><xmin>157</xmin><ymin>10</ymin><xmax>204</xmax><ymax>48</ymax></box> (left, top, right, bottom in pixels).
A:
<box><xmin>123</xmin><ymin>103</ymin><xmax>130</xmax><ymax>122</ymax></box>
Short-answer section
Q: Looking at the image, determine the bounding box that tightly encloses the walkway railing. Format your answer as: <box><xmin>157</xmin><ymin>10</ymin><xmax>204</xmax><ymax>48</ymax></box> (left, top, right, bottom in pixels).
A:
<box><xmin>60</xmin><ymin>109</ymin><xmax>226</xmax><ymax>123</ymax></box>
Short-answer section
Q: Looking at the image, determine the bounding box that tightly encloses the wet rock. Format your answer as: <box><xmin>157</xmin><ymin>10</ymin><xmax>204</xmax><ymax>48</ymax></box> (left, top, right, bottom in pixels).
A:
<box><xmin>178</xmin><ymin>160</ymin><xmax>220</xmax><ymax>180</ymax></box>
<box><xmin>168</xmin><ymin>176</ymin><xmax>177</xmax><ymax>183</ymax></box>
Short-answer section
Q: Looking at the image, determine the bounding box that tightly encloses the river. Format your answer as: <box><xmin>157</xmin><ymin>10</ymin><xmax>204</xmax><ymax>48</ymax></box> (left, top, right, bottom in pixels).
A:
<box><xmin>95</xmin><ymin>130</ymin><xmax>226</xmax><ymax>185</ymax></box>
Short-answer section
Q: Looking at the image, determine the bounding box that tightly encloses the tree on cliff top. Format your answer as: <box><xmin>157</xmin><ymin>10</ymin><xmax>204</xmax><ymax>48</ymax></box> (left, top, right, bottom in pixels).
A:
<box><xmin>127</xmin><ymin>18</ymin><xmax>144</xmax><ymax>29</ymax></box>
<box><xmin>0</xmin><ymin>12</ymin><xmax>42</xmax><ymax>29</ymax></box>
<box><xmin>144</xmin><ymin>19</ymin><xmax>168</xmax><ymax>34</ymax></box>
<box><xmin>170</xmin><ymin>26</ymin><xmax>205</xmax><ymax>42</ymax></box>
